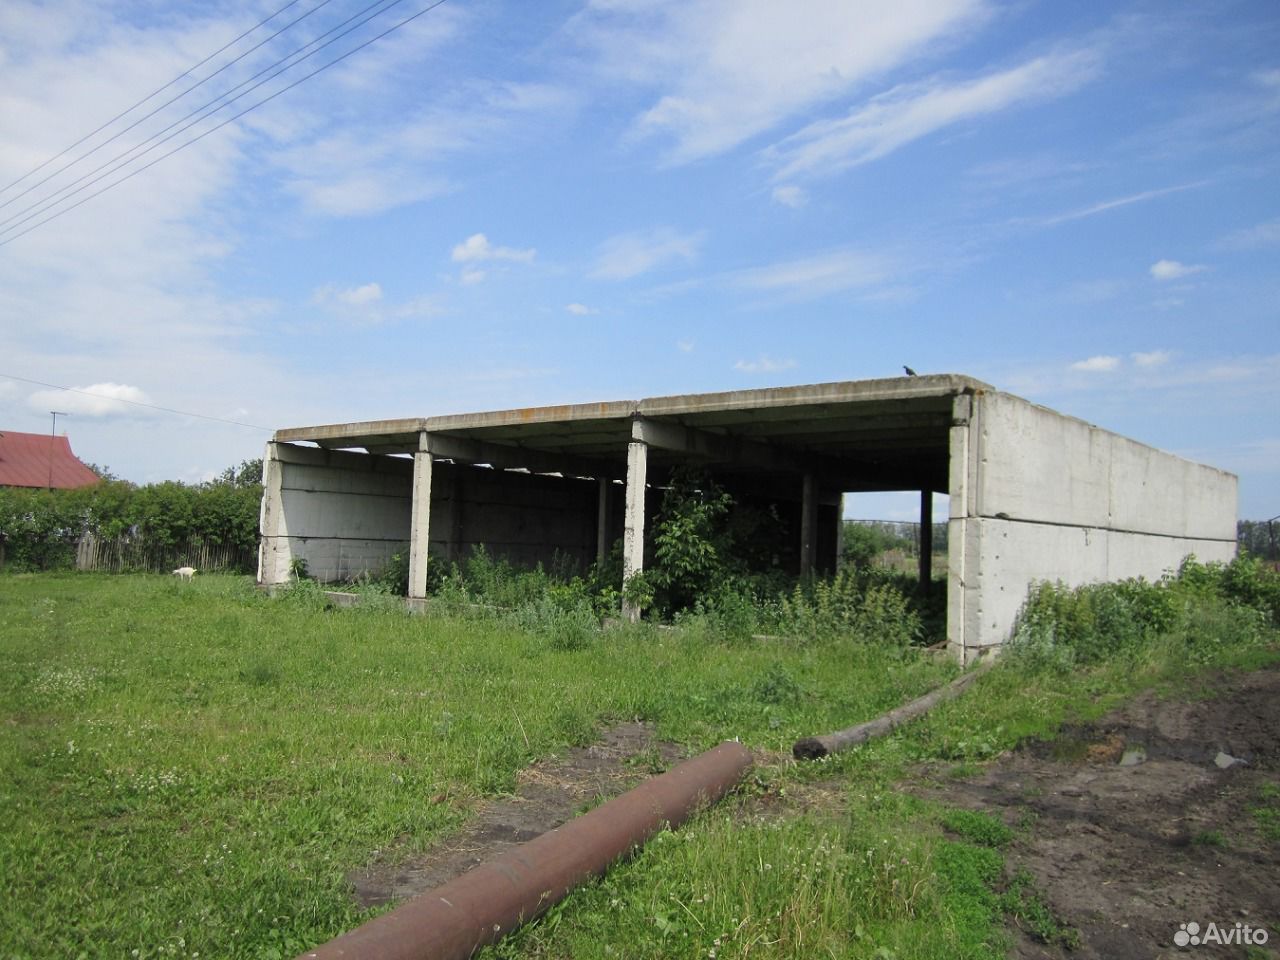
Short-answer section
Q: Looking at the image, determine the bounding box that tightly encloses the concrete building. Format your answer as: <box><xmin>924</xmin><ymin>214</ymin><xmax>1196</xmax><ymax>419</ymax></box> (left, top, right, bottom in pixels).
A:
<box><xmin>258</xmin><ymin>375</ymin><xmax>1237</xmax><ymax>661</ymax></box>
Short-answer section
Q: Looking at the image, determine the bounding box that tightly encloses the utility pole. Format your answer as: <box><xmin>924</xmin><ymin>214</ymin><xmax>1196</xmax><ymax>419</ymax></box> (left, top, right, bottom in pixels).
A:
<box><xmin>48</xmin><ymin>411</ymin><xmax>69</xmax><ymax>491</ymax></box>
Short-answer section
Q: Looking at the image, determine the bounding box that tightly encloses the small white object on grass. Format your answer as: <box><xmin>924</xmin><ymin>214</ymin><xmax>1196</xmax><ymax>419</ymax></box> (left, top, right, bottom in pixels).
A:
<box><xmin>173</xmin><ymin>566</ymin><xmax>197</xmax><ymax>581</ymax></box>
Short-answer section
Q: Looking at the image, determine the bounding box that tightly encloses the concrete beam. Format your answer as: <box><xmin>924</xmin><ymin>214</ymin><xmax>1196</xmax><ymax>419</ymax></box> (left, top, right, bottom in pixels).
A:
<box><xmin>636</xmin><ymin>375</ymin><xmax>992</xmax><ymax>419</ymax></box>
<box><xmin>630</xmin><ymin>415</ymin><xmax>935</xmax><ymax>492</ymax></box>
<box><xmin>408</xmin><ymin>433</ymin><xmax>433</xmax><ymax>600</ymax></box>
<box><xmin>621</xmin><ymin>440</ymin><xmax>648</xmax><ymax>622</ymax></box>
<box><xmin>632</xmin><ymin>416</ymin><xmax>799</xmax><ymax>472</ymax></box>
<box><xmin>276</xmin><ymin>418</ymin><xmax>425</xmax><ymax>446</ymax></box>
<box><xmin>268</xmin><ymin>441</ymin><xmax>414</xmax><ymax>476</ymax></box>
<box><xmin>422</xmin><ymin>433</ymin><xmax>621</xmax><ymax>480</ymax></box>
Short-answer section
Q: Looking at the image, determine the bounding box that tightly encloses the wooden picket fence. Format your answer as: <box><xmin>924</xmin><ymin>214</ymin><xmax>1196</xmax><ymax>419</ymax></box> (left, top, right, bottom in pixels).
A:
<box><xmin>75</xmin><ymin>533</ymin><xmax>256</xmax><ymax>575</ymax></box>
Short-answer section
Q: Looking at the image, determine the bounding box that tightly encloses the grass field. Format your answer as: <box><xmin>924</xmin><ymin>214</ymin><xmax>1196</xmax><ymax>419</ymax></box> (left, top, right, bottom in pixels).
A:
<box><xmin>2</xmin><ymin>571</ymin><xmax>1275</xmax><ymax>959</ymax></box>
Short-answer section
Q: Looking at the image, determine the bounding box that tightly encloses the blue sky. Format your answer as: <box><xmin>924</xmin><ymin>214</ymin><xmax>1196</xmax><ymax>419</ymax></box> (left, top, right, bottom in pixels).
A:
<box><xmin>0</xmin><ymin>0</ymin><xmax>1276</xmax><ymax>520</ymax></box>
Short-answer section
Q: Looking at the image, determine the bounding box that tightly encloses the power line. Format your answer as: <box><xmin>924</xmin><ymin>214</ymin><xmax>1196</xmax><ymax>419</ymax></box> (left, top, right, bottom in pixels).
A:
<box><xmin>0</xmin><ymin>0</ymin><xmax>450</xmax><ymax>247</ymax></box>
<box><xmin>0</xmin><ymin>0</ymin><xmax>308</xmax><ymax>200</ymax></box>
<box><xmin>0</xmin><ymin>373</ymin><xmax>272</xmax><ymax>431</ymax></box>
<box><xmin>0</xmin><ymin>0</ymin><xmax>338</xmax><ymax>216</ymax></box>
<box><xmin>0</xmin><ymin>0</ymin><xmax>406</xmax><ymax>237</ymax></box>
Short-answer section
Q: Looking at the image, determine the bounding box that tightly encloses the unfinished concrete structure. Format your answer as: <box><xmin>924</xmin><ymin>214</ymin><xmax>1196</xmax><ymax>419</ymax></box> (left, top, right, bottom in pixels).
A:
<box><xmin>258</xmin><ymin>375</ymin><xmax>1237</xmax><ymax>660</ymax></box>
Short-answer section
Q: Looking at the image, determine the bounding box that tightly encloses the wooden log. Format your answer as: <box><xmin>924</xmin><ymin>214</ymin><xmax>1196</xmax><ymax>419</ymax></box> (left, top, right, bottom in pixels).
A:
<box><xmin>793</xmin><ymin>656</ymin><xmax>995</xmax><ymax>760</ymax></box>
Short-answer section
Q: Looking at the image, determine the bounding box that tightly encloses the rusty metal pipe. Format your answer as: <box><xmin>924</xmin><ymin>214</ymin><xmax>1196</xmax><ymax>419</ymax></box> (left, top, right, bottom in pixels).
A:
<box><xmin>793</xmin><ymin>657</ymin><xmax>994</xmax><ymax>760</ymax></box>
<box><xmin>297</xmin><ymin>740</ymin><xmax>753</xmax><ymax>960</ymax></box>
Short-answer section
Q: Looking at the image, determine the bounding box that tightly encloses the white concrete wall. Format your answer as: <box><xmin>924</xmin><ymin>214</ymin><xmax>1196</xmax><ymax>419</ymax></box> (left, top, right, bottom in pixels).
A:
<box><xmin>258</xmin><ymin>444</ymin><xmax>603</xmax><ymax>586</ymax></box>
<box><xmin>948</xmin><ymin>391</ymin><xmax>1237</xmax><ymax>658</ymax></box>
<box><xmin>258</xmin><ymin>444</ymin><xmax>413</xmax><ymax>585</ymax></box>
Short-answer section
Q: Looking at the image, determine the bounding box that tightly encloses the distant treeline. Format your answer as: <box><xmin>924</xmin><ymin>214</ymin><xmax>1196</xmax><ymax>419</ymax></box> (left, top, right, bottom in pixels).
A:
<box><xmin>842</xmin><ymin>519</ymin><xmax>949</xmax><ymax>568</ymax></box>
<box><xmin>847</xmin><ymin>518</ymin><xmax>1278</xmax><ymax>565</ymax></box>
<box><xmin>1239</xmin><ymin>519</ymin><xmax>1279</xmax><ymax>562</ymax></box>
<box><xmin>0</xmin><ymin>460</ymin><xmax>262</xmax><ymax>573</ymax></box>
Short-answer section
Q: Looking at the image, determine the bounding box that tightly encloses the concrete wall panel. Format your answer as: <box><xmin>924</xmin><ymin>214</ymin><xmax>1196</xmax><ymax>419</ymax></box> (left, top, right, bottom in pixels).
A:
<box><xmin>960</xmin><ymin>517</ymin><xmax>1237</xmax><ymax>653</ymax></box>
<box><xmin>260</xmin><ymin>444</ymin><xmax>603</xmax><ymax>585</ymax></box>
<box><xmin>1106</xmin><ymin>433</ymin><xmax>1236</xmax><ymax>540</ymax></box>
<box><xmin>260</xmin><ymin>445</ymin><xmax>414</xmax><ymax>583</ymax></box>
<box><xmin>1104</xmin><ymin>528</ymin><xmax>1235</xmax><ymax>579</ymax></box>
<box><xmin>950</xmin><ymin>391</ymin><xmax>1239</xmax><ymax>658</ymax></box>
<box><xmin>976</xmin><ymin>392</ymin><xmax>1111</xmax><ymax>527</ymax></box>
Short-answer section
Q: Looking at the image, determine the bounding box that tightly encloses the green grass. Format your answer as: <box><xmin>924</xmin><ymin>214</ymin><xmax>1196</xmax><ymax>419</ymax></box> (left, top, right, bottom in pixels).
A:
<box><xmin>1252</xmin><ymin>782</ymin><xmax>1280</xmax><ymax>843</ymax></box>
<box><xmin>942</xmin><ymin>809</ymin><xmax>1014</xmax><ymax>848</ymax></box>
<box><xmin>0</xmin><ymin>573</ymin><xmax>953</xmax><ymax>959</ymax></box>
<box><xmin>1</xmin><ymin>571</ymin><xmax>1276</xmax><ymax>959</ymax></box>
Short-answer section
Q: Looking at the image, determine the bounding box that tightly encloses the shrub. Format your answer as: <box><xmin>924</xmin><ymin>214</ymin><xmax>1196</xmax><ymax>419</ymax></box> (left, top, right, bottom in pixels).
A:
<box><xmin>1007</xmin><ymin>578</ymin><xmax>1172</xmax><ymax>669</ymax></box>
<box><xmin>1007</xmin><ymin>555</ymin><xmax>1280</xmax><ymax>671</ymax></box>
<box><xmin>373</xmin><ymin>551</ymin><xmax>410</xmax><ymax>595</ymax></box>
<box><xmin>0</xmin><ymin>469</ymin><xmax>262</xmax><ymax>574</ymax></box>
<box><xmin>505</xmin><ymin>596</ymin><xmax>600</xmax><ymax>651</ymax></box>
<box><xmin>648</xmin><ymin>467</ymin><xmax>735</xmax><ymax>615</ymax></box>
<box><xmin>772</xmin><ymin>568</ymin><xmax>922</xmax><ymax>645</ymax></box>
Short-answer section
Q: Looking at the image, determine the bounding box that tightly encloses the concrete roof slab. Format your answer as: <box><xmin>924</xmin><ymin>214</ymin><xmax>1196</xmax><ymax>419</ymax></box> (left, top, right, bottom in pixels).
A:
<box><xmin>271</xmin><ymin>375</ymin><xmax>986</xmax><ymax>492</ymax></box>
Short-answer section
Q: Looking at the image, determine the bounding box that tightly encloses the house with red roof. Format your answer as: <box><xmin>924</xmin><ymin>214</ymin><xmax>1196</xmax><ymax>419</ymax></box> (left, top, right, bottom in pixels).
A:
<box><xmin>0</xmin><ymin>431</ymin><xmax>100</xmax><ymax>490</ymax></box>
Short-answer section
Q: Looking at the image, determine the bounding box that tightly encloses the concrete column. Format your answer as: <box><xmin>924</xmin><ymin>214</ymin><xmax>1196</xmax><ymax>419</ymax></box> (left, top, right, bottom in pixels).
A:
<box><xmin>800</xmin><ymin>472</ymin><xmax>817</xmax><ymax>577</ymax></box>
<box><xmin>256</xmin><ymin>441</ymin><xmax>285</xmax><ymax>585</ymax></box>
<box><xmin>947</xmin><ymin>394</ymin><xmax>975</xmax><ymax>663</ymax></box>
<box><xmin>408</xmin><ymin>432</ymin><xmax>434</xmax><ymax>600</ymax></box>
<box><xmin>919</xmin><ymin>490</ymin><xmax>933</xmax><ymax>588</ymax></box>
<box><xmin>596</xmin><ymin>477</ymin><xmax>610</xmax><ymax>565</ymax></box>
<box><xmin>621</xmin><ymin>440</ymin><xmax>648</xmax><ymax>621</ymax></box>
<box><xmin>835</xmin><ymin>493</ymin><xmax>845</xmax><ymax>569</ymax></box>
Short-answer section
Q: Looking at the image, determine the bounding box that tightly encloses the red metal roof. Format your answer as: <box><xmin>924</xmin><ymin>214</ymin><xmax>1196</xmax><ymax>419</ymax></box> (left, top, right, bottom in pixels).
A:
<box><xmin>0</xmin><ymin>431</ymin><xmax>101</xmax><ymax>490</ymax></box>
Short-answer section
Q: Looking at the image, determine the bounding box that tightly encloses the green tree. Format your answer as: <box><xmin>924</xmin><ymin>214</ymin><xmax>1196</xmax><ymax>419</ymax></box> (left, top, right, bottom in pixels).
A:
<box><xmin>649</xmin><ymin>467</ymin><xmax>735</xmax><ymax>615</ymax></box>
<box><xmin>217</xmin><ymin>458</ymin><xmax>263</xmax><ymax>488</ymax></box>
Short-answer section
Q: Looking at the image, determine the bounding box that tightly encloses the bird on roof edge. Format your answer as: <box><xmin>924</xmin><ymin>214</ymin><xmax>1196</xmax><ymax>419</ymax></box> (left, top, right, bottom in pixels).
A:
<box><xmin>903</xmin><ymin>365</ymin><xmax>918</xmax><ymax>376</ymax></box>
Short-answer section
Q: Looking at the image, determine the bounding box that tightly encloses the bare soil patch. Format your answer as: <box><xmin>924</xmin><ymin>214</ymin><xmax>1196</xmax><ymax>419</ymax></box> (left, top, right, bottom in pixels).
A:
<box><xmin>917</xmin><ymin>668</ymin><xmax>1280</xmax><ymax>958</ymax></box>
<box><xmin>347</xmin><ymin>722</ymin><xmax>686</xmax><ymax>908</ymax></box>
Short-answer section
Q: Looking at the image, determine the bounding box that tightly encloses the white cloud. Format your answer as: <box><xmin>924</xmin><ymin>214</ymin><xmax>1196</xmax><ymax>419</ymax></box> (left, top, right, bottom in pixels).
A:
<box><xmin>451</xmin><ymin>233</ymin><xmax>537</xmax><ymax>264</ymax></box>
<box><xmin>26</xmin><ymin>382</ymin><xmax>155</xmax><ymax>418</ymax></box>
<box><xmin>1070</xmin><ymin>355</ymin><xmax>1120</xmax><ymax>373</ymax></box>
<box><xmin>590</xmin><ymin>227</ymin><xmax>704</xmax><ymax>280</ymax></box>
<box><xmin>734</xmin><ymin>355</ymin><xmax>797</xmax><ymax>374</ymax></box>
<box><xmin>331</xmin><ymin>283</ymin><xmax>384</xmax><ymax>306</ymax></box>
<box><xmin>771</xmin><ymin>185</ymin><xmax>808</xmax><ymax>208</ymax></box>
<box><xmin>291</xmin><ymin>174</ymin><xmax>453</xmax><ymax>219</ymax></box>
<box><xmin>677</xmin><ymin>339</ymin><xmax>695</xmax><ymax>353</ymax></box>
<box><xmin>1131</xmin><ymin>350</ymin><xmax>1171</xmax><ymax>368</ymax></box>
<box><xmin>965</xmin><ymin>152</ymin><xmax>1097</xmax><ymax>190</ymax></box>
<box><xmin>310</xmin><ymin>283</ymin><xmax>437</xmax><ymax>324</ymax></box>
<box><xmin>575</xmin><ymin>0</ymin><xmax>988</xmax><ymax>164</ymax></box>
<box><xmin>460</xmin><ymin>269</ymin><xmax>486</xmax><ymax>286</ymax></box>
<box><xmin>1002</xmin><ymin>354</ymin><xmax>1280</xmax><ymax>402</ymax></box>
<box><xmin>271</xmin><ymin>81</ymin><xmax>573</xmax><ymax>218</ymax></box>
<box><xmin>732</xmin><ymin>248</ymin><xmax>889</xmax><ymax>298</ymax></box>
<box><xmin>1219</xmin><ymin>218</ymin><xmax>1280</xmax><ymax>250</ymax></box>
<box><xmin>768</xmin><ymin>49</ymin><xmax>1100</xmax><ymax>181</ymax></box>
<box><xmin>566</xmin><ymin>302</ymin><xmax>596</xmax><ymax>315</ymax></box>
<box><xmin>1039</xmin><ymin>181</ymin><xmax>1209</xmax><ymax>226</ymax></box>
<box><xmin>390</xmin><ymin>295</ymin><xmax>444</xmax><ymax>320</ymax></box>
<box><xmin>1149</xmin><ymin>259</ymin><xmax>1206</xmax><ymax>281</ymax></box>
